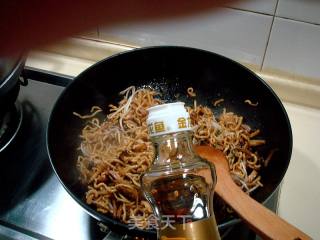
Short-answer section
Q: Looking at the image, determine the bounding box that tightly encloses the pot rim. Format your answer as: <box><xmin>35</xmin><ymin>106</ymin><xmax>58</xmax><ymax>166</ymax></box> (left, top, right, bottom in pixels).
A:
<box><xmin>0</xmin><ymin>55</ymin><xmax>26</xmax><ymax>96</ymax></box>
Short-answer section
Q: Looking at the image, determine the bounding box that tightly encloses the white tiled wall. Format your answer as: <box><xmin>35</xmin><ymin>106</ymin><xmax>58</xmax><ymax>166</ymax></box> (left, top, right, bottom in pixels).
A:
<box><xmin>227</xmin><ymin>0</ymin><xmax>278</xmax><ymax>14</ymax></box>
<box><xmin>95</xmin><ymin>2</ymin><xmax>320</xmax><ymax>84</ymax></box>
<box><xmin>100</xmin><ymin>8</ymin><xmax>272</xmax><ymax>66</ymax></box>
<box><xmin>277</xmin><ymin>0</ymin><xmax>320</xmax><ymax>24</ymax></box>
<box><xmin>263</xmin><ymin>18</ymin><xmax>320</xmax><ymax>82</ymax></box>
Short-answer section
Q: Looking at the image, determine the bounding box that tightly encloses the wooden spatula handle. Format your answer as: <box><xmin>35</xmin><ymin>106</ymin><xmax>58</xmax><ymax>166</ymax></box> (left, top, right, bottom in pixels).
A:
<box><xmin>217</xmin><ymin>167</ymin><xmax>311</xmax><ymax>240</ymax></box>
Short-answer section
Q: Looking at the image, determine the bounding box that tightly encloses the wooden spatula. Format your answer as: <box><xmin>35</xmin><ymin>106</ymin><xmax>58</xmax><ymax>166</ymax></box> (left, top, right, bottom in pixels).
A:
<box><xmin>194</xmin><ymin>145</ymin><xmax>311</xmax><ymax>240</ymax></box>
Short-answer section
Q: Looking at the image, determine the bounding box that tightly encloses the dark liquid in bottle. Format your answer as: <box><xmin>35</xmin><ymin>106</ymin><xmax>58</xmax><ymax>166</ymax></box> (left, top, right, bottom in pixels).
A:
<box><xmin>150</xmin><ymin>174</ymin><xmax>210</xmax><ymax>224</ymax></box>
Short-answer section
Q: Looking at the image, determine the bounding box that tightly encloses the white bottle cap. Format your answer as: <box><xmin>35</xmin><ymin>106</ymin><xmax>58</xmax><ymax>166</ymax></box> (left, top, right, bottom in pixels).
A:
<box><xmin>147</xmin><ymin>102</ymin><xmax>192</xmax><ymax>137</ymax></box>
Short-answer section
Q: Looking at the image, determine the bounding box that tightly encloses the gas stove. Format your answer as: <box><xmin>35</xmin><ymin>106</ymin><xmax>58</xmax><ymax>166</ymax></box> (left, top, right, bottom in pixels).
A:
<box><xmin>0</xmin><ymin>67</ymin><xmax>279</xmax><ymax>240</ymax></box>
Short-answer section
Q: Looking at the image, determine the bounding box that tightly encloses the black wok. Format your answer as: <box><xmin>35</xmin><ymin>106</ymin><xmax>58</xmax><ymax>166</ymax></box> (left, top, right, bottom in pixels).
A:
<box><xmin>47</xmin><ymin>46</ymin><xmax>292</xmax><ymax>238</ymax></box>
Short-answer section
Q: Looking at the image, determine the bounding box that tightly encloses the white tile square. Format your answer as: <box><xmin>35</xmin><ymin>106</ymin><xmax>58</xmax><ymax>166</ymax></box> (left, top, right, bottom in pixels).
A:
<box><xmin>99</xmin><ymin>8</ymin><xmax>273</xmax><ymax>66</ymax></box>
<box><xmin>277</xmin><ymin>0</ymin><xmax>320</xmax><ymax>24</ymax></box>
<box><xmin>227</xmin><ymin>0</ymin><xmax>278</xmax><ymax>14</ymax></box>
<box><xmin>263</xmin><ymin>18</ymin><xmax>320</xmax><ymax>81</ymax></box>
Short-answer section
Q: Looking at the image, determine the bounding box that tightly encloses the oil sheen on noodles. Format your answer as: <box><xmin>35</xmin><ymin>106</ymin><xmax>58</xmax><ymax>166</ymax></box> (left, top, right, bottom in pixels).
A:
<box><xmin>74</xmin><ymin>86</ymin><xmax>266</xmax><ymax>228</ymax></box>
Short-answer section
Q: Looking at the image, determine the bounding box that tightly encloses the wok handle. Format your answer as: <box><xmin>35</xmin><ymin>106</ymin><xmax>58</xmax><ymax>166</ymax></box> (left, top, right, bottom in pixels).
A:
<box><xmin>217</xmin><ymin>167</ymin><xmax>311</xmax><ymax>240</ymax></box>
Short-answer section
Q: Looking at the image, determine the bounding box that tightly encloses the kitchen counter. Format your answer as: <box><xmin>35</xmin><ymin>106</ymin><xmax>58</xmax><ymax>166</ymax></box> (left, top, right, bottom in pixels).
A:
<box><xmin>279</xmin><ymin>103</ymin><xmax>320</xmax><ymax>238</ymax></box>
<box><xmin>25</xmin><ymin>41</ymin><xmax>320</xmax><ymax>239</ymax></box>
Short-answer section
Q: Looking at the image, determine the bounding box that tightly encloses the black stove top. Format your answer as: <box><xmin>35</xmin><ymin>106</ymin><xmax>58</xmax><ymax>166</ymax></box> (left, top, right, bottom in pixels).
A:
<box><xmin>0</xmin><ymin>68</ymin><xmax>278</xmax><ymax>240</ymax></box>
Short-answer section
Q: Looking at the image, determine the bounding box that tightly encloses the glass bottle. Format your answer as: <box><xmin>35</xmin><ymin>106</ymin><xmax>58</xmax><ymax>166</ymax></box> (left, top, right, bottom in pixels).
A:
<box><xmin>141</xmin><ymin>102</ymin><xmax>221</xmax><ymax>240</ymax></box>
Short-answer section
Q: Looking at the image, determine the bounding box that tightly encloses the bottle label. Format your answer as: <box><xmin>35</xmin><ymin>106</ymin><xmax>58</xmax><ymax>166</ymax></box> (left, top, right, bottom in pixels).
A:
<box><xmin>147</xmin><ymin>102</ymin><xmax>193</xmax><ymax>137</ymax></box>
<box><xmin>160</xmin><ymin>216</ymin><xmax>221</xmax><ymax>240</ymax></box>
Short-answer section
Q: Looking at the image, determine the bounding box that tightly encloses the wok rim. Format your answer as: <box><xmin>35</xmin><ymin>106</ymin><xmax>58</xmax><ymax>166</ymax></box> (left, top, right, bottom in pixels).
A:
<box><xmin>47</xmin><ymin>45</ymin><xmax>292</xmax><ymax>235</ymax></box>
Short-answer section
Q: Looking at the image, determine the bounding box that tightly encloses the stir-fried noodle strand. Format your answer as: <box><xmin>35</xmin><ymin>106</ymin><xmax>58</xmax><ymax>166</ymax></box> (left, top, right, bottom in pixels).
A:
<box><xmin>74</xmin><ymin>86</ymin><xmax>267</xmax><ymax>228</ymax></box>
<box><xmin>75</xmin><ymin>87</ymin><xmax>160</xmax><ymax>227</ymax></box>
<box><xmin>188</xmin><ymin>105</ymin><xmax>264</xmax><ymax>193</ymax></box>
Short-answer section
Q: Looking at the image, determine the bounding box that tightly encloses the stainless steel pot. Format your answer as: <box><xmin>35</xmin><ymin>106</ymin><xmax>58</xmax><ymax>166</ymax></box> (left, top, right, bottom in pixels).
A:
<box><xmin>0</xmin><ymin>55</ymin><xmax>25</xmax><ymax>118</ymax></box>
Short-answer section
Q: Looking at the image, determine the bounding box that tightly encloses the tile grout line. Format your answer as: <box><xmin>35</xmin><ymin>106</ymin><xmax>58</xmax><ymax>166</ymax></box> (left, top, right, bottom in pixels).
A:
<box><xmin>276</xmin><ymin>15</ymin><xmax>320</xmax><ymax>27</ymax></box>
<box><xmin>227</xmin><ymin>6</ymin><xmax>320</xmax><ymax>27</ymax></box>
<box><xmin>260</xmin><ymin>0</ymin><xmax>279</xmax><ymax>71</ymax></box>
<box><xmin>226</xmin><ymin>6</ymin><xmax>273</xmax><ymax>16</ymax></box>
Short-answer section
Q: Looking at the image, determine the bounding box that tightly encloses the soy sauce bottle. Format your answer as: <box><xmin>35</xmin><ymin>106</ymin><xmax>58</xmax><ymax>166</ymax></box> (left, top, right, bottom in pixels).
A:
<box><xmin>141</xmin><ymin>102</ymin><xmax>221</xmax><ymax>240</ymax></box>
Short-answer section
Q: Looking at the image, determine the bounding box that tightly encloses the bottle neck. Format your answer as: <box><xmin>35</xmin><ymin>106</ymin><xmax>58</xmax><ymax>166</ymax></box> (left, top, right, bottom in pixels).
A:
<box><xmin>151</xmin><ymin>131</ymin><xmax>195</xmax><ymax>166</ymax></box>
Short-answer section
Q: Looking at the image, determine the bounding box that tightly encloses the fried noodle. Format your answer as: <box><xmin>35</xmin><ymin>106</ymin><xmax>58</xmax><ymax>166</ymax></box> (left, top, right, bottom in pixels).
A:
<box><xmin>188</xmin><ymin>105</ymin><xmax>264</xmax><ymax>193</ymax></box>
<box><xmin>75</xmin><ymin>86</ymin><xmax>266</xmax><ymax>228</ymax></box>
<box><xmin>75</xmin><ymin>87</ymin><xmax>160</xmax><ymax>227</ymax></box>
